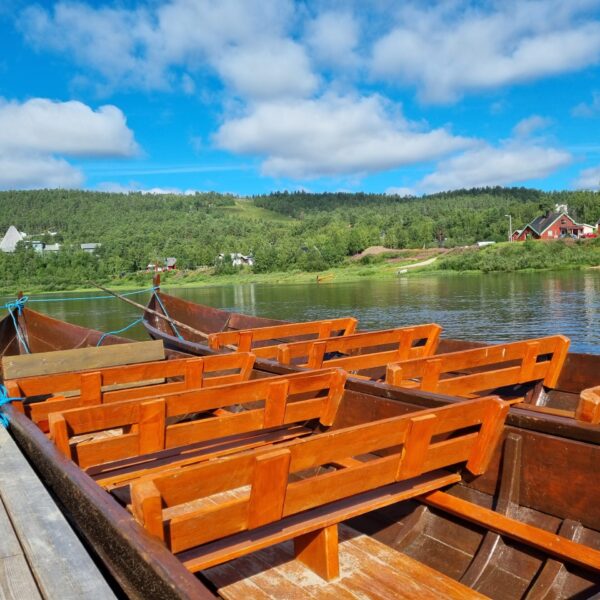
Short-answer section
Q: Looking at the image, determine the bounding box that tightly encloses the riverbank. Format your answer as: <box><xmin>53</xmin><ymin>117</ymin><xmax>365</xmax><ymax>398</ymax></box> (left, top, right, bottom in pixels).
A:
<box><xmin>3</xmin><ymin>239</ymin><xmax>599</xmax><ymax>297</ymax></box>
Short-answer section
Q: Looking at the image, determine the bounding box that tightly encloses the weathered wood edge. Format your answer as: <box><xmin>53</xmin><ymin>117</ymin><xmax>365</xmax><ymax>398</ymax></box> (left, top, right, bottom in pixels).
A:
<box><xmin>3</xmin><ymin>404</ymin><xmax>214</xmax><ymax>600</ymax></box>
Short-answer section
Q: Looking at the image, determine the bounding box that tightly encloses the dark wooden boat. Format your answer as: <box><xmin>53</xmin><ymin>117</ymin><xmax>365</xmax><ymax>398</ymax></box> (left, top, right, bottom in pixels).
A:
<box><xmin>0</xmin><ymin>295</ymin><xmax>598</xmax><ymax>598</ymax></box>
<box><xmin>143</xmin><ymin>288</ymin><xmax>600</xmax><ymax>444</ymax></box>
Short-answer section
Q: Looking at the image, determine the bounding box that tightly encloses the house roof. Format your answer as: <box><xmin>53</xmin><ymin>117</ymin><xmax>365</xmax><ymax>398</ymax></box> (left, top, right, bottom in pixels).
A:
<box><xmin>80</xmin><ymin>243</ymin><xmax>101</xmax><ymax>249</ymax></box>
<box><xmin>527</xmin><ymin>212</ymin><xmax>565</xmax><ymax>235</ymax></box>
<box><xmin>0</xmin><ymin>226</ymin><xmax>25</xmax><ymax>252</ymax></box>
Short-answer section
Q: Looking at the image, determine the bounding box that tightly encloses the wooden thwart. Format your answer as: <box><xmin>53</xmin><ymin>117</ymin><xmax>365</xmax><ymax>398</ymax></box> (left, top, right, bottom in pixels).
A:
<box><xmin>5</xmin><ymin>353</ymin><xmax>255</xmax><ymax>431</ymax></box>
<box><xmin>207</xmin><ymin>317</ymin><xmax>358</xmax><ymax>358</ymax></box>
<box><xmin>385</xmin><ymin>335</ymin><xmax>570</xmax><ymax>397</ymax></box>
<box><xmin>422</xmin><ymin>490</ymin><xmax>600</xmax><ymax>572</ymax></box>
<box><xmin>276</xmin><ymin>324</ymin><xmax>442</xmax><ymax>373</ymax></box>
<box><xmin>1</xmin><ymin>339</ymin><xmax>165</xmax><ymax>379</ymax></box>
<box><xmin>48</xmin><ymin>368</ymin><xmax>347</xmax><ymax>470</ymax></box>
<box><xmin>130</xmin><ymin>395</ymin><xmax>508</xmax><ymax>578</ymax></box>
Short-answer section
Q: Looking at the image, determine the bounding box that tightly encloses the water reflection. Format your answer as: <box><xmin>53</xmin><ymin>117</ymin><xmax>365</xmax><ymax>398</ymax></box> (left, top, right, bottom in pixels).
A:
<box><xmin>3</xmin><ymin>271</ymin><xmax>598</xmax><ymax>354</ymax></box>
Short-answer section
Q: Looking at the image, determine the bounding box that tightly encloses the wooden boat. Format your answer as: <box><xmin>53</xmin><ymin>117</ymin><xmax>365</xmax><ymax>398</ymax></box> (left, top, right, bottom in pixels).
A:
<box><xmin>143</xmin><ymin>288</ymin><xmax>600</xmax><ymax>444</ymax></box>
<box><xmin>0</xmin><ymin>291</ymin><xmax>599</xmax><ymax>598</ymax></box>
<box><xmin>2</xmin><ymin>345</ymin><xmax>600</xmax><ymax>599</ymax></box>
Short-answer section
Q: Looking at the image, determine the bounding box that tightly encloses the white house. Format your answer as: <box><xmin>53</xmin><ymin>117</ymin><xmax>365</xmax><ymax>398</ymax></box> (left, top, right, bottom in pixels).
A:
<box><xmin>0</xmin><ymin>226</ymin><xmax>26</xmax><ymax>252</ymax></box>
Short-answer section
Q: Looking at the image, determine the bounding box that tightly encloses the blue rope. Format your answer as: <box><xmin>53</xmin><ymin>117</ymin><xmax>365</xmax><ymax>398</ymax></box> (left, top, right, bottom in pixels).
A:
<box><xmin>153</xmin><ymin>292</ymin><xmax>184</xmax><ymax>340</ymax></box>
<box><xmin>4</xmin><ymin>297</ymin><xmax>31</xmax><ymax>354</ymax></box>
<box><xmin>26</xmin><ymin>286</ymin><xmax>158</xmax><ymax>303</ymax></box>
<box><xmin>96</xmin><ymin>317</ymin><xmax>144</xmax><ymax>347</ymax></box>
<box><xmin>0</xmin><ymin>385</ymin><xmax>24</xmax><ymax>428</ymax></box>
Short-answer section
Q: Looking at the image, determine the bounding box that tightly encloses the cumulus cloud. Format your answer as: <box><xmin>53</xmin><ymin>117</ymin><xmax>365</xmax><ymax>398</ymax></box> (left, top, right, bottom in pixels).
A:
<box><xmin>305</xmin><ymin>11</ymin><xmax>360</xmax><ymax>69</ymax></box>
<box><xmin>371</xmin><ymin>1</ymin><xmax>600</xmax><ymax>103</ymax></box>
<box><xmin>19</xmin><ymin>0</ymin><xmax>309</xmax><ymax>100</ymax></box>
<box><xmin>574</xmin><ymin>165</ymin><xmax>600</xmax><ymax>189</ymax></box>
<box><xmin>512</xmin><ymin>115</ymin><xmax>553</xmax><ymax>137</ymax></box>
<box><xmin>418</xmin><ymin>143</ymin><xmax>572</xmax><ymax>192</ymax></box>
<box><xmin>0</xmin><ymin>98</ymin><xmax>138</xmax><ymax>189</ymax></box>
<box><xmin>385</xmin><ymin>187</ymin><xmax>415</xmax><ymax>197</ymax></box>
<box><xmin>215</xmin><ymin>94</ymin><xmax>474</xmax><ymax>178</ymax></box>
<box><xmin>572</xmin><ymin>91</ymin><xmax>600</xmax><ymax>117</ymax></box>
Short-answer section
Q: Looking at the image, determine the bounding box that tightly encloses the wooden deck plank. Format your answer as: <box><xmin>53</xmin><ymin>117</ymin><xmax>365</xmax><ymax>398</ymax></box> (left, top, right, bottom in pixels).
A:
<box><xmin>0</xmin><ymin>554</ymin><xmax>43</xmax><ymax>600</ymax></box>
<box><xmin>0</xmin><ymin>426</ymin><xmax>116</xmax><ymax>600</ymax></box>
<box><xmin>203</xmin><ymin>525</ymin><xmax>485</xmax><ymax>599</ymax></box>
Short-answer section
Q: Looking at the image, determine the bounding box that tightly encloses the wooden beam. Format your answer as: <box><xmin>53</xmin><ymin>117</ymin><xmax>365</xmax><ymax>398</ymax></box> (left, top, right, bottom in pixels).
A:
<box><xmin>422</xmin><ymin>491</ymin><xmax>600</xmax><ymax>572</ymax></box>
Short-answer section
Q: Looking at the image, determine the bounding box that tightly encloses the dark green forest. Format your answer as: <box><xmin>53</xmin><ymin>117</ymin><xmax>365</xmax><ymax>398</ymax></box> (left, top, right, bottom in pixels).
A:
<box><xmin>0</xmin><ymin>187</ymin><xmax>598</xmax><ymax>291</ymax></box>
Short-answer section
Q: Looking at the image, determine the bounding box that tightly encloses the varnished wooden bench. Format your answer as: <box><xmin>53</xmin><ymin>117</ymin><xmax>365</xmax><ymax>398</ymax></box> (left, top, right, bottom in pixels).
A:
<box><xmin>385</xmin><ymin>335</ymin><xmax>569</xmax><ymax>398</ymax></box>
<box><xmin>576</xmin><ymin>385</ymin><xmax>600</xmax><ymax>424</ymax></box>
<box><xmin>47</xmin><ymin>368</ymin><xmax>347</xmax><ymax>477</ymax></box>
<box><xmin>130</xmin><ymin>395</ymin><xmax>508</xmax><ymax>579</ymax></box>
<box><xmin>5</xmin><ymin>353</ymin><xmax>255</xmax><ymax>432</ymax></box>
<box><xmin>276</xmin><ymin>324</ymin><xmax>442</xmax><ymax>375</ymax></box>
<box><xmin>208</xmin><ymin>317</ymin><xmax>358</xmax><ymax>359</ymax></box>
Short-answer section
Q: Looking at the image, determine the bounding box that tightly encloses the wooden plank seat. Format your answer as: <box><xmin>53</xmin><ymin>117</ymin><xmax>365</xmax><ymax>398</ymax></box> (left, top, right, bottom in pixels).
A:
<box><xmin>5</xmin><ymin>353</ymin><xmax>256</xmax><ymax>432</ymax></box>
<box><xmin>208</xmin><ymin>317</ymin><xmax>358</xmax><ymax>359</ymax></box>
<box><xmin>1</xmin><ymin>339</ymin><xmax>166</xmax><ymax>379</ymax></box>
<box><xmin>385</xmin><ymin>335</ymin><xmax>570</xmax><ymax>398</ymax></box>
<box><xmin>47</xmin><ymin>368</ymin><xmax>348</xmax><ymax>472</ymax></box>
<box><xmin>275</xmin><ymin>324</ymin><xmax>442</xmax><ymax>375</ymax></box>
<box><xmin>130</xmin><ymin>395</ymin><xmax>508</xmax><ymax>580</ymax></box>
<box><xmin>576</xmin><ymin>385</ymin><xmax>600</xmax><ymax>424</ymax></box>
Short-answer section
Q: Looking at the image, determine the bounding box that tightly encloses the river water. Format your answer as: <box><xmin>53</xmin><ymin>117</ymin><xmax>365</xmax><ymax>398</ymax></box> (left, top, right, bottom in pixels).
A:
<box><xmin>7</xmin><ymin>270</ymin><xmax>599</xmax><ymax>354</ymax></box>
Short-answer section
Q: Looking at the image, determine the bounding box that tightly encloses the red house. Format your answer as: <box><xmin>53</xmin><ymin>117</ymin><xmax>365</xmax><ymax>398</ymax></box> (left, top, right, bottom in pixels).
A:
<box><xmin>512</xmin><ymin>210</ymin><xmax>584</xmax><ymax>241</ymax></box>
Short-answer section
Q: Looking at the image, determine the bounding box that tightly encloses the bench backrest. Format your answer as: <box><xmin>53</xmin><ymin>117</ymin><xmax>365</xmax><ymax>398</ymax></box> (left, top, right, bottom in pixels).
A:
<box><xmin>207</xmin><ymin>317</ymin><xmax>358</xmax><ymax>358</ymax></box>
<box><xmin>386</xmin><ymin>335</ymin><xmax>569</xmax><ymax>396</ymax></box>
<box><xmin>6</xmin><ymin>353</ymin><xmax>256</xmax><ymax>431</ymax></box>
<box><xmin>131</xmin><ymin>395</ymin><xmax>508</xmax><ymax>552</ymax></box>
<box><xmin>276</xmin><ymin>324</ymin><xmax>442</xmax><ymax>372</ymax></box>
<box><xmin>48</xmin><ymin>368</ymin><xmax>347</xmax><ymax>469</ymax></box>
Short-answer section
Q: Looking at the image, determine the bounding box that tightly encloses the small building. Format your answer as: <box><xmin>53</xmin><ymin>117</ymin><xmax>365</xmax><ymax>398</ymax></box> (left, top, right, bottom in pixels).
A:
<box><xmin>165</xmin><ymin>257</ymin><xmax>177</xmax><ymax>271</ymax></box>
<box><xmin>476</xmin><ymin>241</ymin><xmax>495</xmax><ymax>248</ymax></box>
<box><xmin>217</xmin><ymin>253</ymin><xmax>254</xmax><ymax>267</ymax></box>
<box><xmin>0</xmin><ymin>226</ymin><xmax>26</xmax><ymax>253</ymax></box>
<box><xmin>81</xmin><ymin>243</ymin><xmax>101</xmax><ymax>253</ymax></box>
<box><xmin>44</xmin><ymin>243</ymin><xmax>61</xmax><ymax>252</ymax></box>
<box><xmin>512</xmin><ymin>205</ymin><xmax>588</xmax><ymax>241</ymax></box>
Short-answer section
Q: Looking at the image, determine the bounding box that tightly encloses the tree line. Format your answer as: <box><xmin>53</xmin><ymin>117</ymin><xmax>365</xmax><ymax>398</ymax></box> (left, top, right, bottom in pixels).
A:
<box><xmin>0</xmin><ymin>187</ymin><xmax>598</xmax><ymax>291</ymax></box>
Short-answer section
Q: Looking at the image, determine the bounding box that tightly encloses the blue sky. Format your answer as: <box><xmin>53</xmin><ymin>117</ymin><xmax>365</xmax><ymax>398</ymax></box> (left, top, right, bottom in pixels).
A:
<box><xmin>1</xmin><ymin>0</ymin><xmax>600</xmax><ymax>195</ymax></box>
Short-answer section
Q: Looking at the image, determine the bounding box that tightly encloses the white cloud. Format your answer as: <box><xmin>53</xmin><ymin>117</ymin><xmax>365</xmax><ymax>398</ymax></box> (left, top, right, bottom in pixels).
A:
<box><xmin>0</xmin><ymin>98</ymin><xmax>137</xmax><ymax>156</ymax></box>
<box><xmin>418</xmin><ymin>143</ymin><xmax>572</xmax><ymax>192</ymax></box>
<box><xmin>572</xmin><ymin>91</ymin><xmax>600</xmax><ymax>117</ymax></box>
<box><xmin>512</xmin><ymin>115</ymin><xmax>553</xmax><ymax>137</ymax></box>
<box><xmin>0</xmin><ymin>98</ymin><xmax>138</xmax><ymax>189</ymax></box>
<box><xmin>574</xmin><ymin>165</ymin><xmax>600</xmax><ymax>189</ymax></box>
<box><xmin>19</xmin><ymin>0</ymin><xmax>307</xmax><ymax>100</ymax></box>
<box><xmin>215</xmin><ymin>94</ymin><xmax>474</xmax><ymax>179</ymax></box>
<box><xmin>215</xmin><ymin>40</ymin><xmax>318</xmax><ymax>100</ymax></box>
<box><xmin>305</xmin><ymin>11</ymin><xmax>360</xmax><ymax>69</ymax></box>
<box><xmin>0</xmin><ymin>153</ymin><xmax>83</xmax><ymax>189</ymax></box>
<box><xmin>371</xmin><ymin>2</ymin><xmax>600</xmax><ymax>103</ymax></box>
<box><xmin>97</xmin><ymin>182</ymin><xmax>199</xmax><ymax>195</ymax></box>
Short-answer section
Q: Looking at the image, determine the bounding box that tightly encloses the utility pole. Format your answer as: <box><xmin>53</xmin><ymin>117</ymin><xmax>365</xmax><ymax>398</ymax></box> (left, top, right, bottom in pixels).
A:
<box><xmin>505</xmin><ymin>214</ymin><xmax>512</xmax><ymax>242</ymax></box>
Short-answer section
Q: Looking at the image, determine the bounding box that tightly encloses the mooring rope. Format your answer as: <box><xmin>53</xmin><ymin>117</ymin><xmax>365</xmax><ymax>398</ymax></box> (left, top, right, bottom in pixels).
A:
<box><xmin>0</xmin><ymin>385</ymin><xmax>23</xmax><ymax>428</ymax></box>
<box><xmin>96</xmin><ymin>317</ymin><xmax>145</xmax><ymax>347</ymax></box>
<box><xmin>153</xmin><ymin>291</ymin><xmax>184</xmax><ymax>340</ymax></box>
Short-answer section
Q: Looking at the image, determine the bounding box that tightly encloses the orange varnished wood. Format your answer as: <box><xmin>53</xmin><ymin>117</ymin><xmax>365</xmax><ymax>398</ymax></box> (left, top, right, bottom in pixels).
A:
<box><xmin>385</xmin><ymin>335</ymin><xmax>570</xmax><ymax>398</ymax></box>
<box><xmin>131</xmin><ymin>396</ymin><xmax>507</xmax><ymax>558</ymax></box>
<box><xmin>294</xmin><ymin>524</ymin><xmax>340</xmax><ymax>581</ymax></box>
<box><xmin>576</xmin><ymin>386</ymin><xmax>600</xmax><ymax>424</ymax></box>
<box><xmin>208</xmin><ymin>317</ymin><xmax>358</xmax><ymax>357</ymax></box>
<box><xmin>45</xmin><ymin>368</ymin><xmax>347</xmax><ymax>469</ymax></box>
<box><xmin>276</xmin><ymin>324</ymin><xmax>442</xmax><ymax>372</ymax></box>
<box><xmin>7</xmin><ymin>353</ymin><xmax>256</xmax><ymax>431</ymax></box>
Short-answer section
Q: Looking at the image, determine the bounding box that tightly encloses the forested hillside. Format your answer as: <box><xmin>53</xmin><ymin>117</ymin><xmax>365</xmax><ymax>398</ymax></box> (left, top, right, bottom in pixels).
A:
<box><xmin>0</xmin><ymin>187</ymin><xmax>598</xmax><ymax>291</ymax></box>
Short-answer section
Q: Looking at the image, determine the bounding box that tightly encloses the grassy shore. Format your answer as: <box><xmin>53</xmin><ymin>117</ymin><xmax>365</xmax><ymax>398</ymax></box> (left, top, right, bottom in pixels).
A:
<box><xmin>4</xmin><ymin>239</ymin><xmax>599</xmax><ymax>298</ymax></box>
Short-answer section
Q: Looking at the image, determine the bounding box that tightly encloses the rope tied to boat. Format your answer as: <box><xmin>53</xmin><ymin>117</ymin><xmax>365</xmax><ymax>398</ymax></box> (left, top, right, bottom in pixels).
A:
<box><xmin>0</xmin><ymin>385</ymin><xmax>24</xmax><ymax>428</ymax></box>
<box><xmin>3</xmin><ymin>297</ymin><xmax>31</xmax><ymax>354</ymax></box>
<box><xmin>96</xmin><ymin>317</ymin><xmax>145</xmax><ymax>347</ymax></box>
<box><xmin>153</xmin><ymin>291</ymin><xmax>184</xmax><ymax>340</ymax></box>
